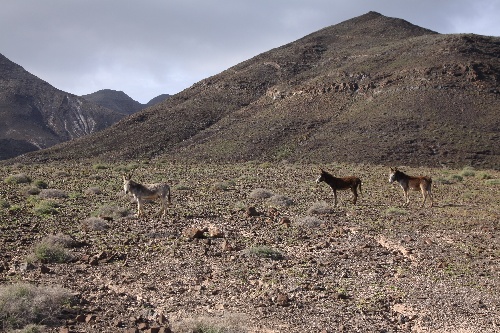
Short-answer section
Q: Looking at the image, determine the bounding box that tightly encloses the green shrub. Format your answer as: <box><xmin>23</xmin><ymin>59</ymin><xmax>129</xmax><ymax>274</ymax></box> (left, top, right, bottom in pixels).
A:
<box><xmin>24</xmin><ymin>186</ymin><xmax>41</xmax><ymax>196</ymax></box>
<box><xmin>0</xmin><ymin>283</ymin><xmax>71</xmax><ymax>330</ymax></box>
<box><xmin>247</xmin><ymin>246</ymin><xmax>284</xmax><ymax>260</ymax></box>
<box><xmin>212</xmin><ymin>180</ymin><xmax>236</xmax><ymax>191</ymax></box>
<box><xmin>33</xmin><ymin>200</ymin><xmax>59</xmax><ymax>217</ymax></box>
<box><xmin>0</xmin><ymin>199</ymin><xmax>10</xmax><ymax>209</ymax></box>
<box><xmin>459</xmin><ymin>167</ymin><xmax>475</xmax><ymax>177</ymax></box>
<box><xmin>33</xmin><ymin>180</ymin><xmax>48</xmax><ymax>189</ymax></box>
<box><xmin>485</xmin><ymin>179</ymin><xmax>500</xmax><ymax>185</ymax></box>
<box><xmin>4</xmin><ymin>173</ymin><xmax>31</xmax><ymax>184</ymax></box>
<box><xmin>92</xmin><ymin>163</ymin><xmax>108</xmax><ymax>170</ymax></box>
<box><xmin>385</xmin><ymin>207</ymin><xmax>407</xmax><ymax>215</ymax></box>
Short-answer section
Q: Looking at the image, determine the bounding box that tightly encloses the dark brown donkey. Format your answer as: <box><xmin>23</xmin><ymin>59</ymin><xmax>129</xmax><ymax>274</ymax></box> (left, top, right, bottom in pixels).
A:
<box><xmin>389</xmin><ymin>167</ymin><xmax>433</xmax><ymax>207</ymax></box>
<box><xmin>316</xmin><ymin>169</ymin><xmax>362</xmax><ymax>206</ymax></box>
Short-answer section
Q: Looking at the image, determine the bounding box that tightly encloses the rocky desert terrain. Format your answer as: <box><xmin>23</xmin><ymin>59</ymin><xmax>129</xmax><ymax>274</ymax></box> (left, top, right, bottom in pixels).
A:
<box><xmin>0</xmin><ymin>159</ymin><xmax>498</xmax><ymax>332</ymax></box>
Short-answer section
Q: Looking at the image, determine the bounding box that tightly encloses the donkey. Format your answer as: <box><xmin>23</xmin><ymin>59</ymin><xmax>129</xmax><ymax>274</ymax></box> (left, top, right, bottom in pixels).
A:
<box><xmin>316</xmin><ymin>169</ymin><xmax>362</xmax><ymax>206</ymax></box>
<box><xmin>389</xmin><ymin>167</ymin><xmax>433</xmax><ymax>207</ymax></box>
<box><xmin>123</xmin><ymin>174</ymin><xmax>171</xmax><ymax>217</ymax></box>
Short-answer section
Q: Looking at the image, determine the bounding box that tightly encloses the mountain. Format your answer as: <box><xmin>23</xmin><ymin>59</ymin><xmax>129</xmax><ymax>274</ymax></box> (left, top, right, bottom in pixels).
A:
<box><xmin>81</xmin><ymin>89</ymin><xmax>143</xmax><ymax>115</ymax></box>
<box><xmin>145</xmin><ymin>94</ymin><xmax>171</xmax><ymax>108</ymax></box>
<box><xmin>0</xmin><ymin>53</ymin><xmax>128</xmax><ymax>160</ymax></box>
<box><xmin>11</xmin><ymin>12</ymin><xmax>500</xmax><ymax>168</ymax></box>
<box><xmin>81</xmin><ymin>90</ymin><xmax>171</xmax><ymax>115</ymax></box>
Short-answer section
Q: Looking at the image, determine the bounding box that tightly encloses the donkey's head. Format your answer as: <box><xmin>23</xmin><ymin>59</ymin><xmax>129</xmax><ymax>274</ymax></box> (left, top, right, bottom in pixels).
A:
<box><xmin>388</xmin><ymin>167</ymin><xmax>398</xmax><ymax>183</ymax></box>
<box><xmin>316</xmin><ymin>169</ymin><xmax>328</xmax><ymax>183</ymax></box>
<box><xmin>123</xmin><ymin>174</ymin><xmax>132</xmax><ymax>194</ymax></box>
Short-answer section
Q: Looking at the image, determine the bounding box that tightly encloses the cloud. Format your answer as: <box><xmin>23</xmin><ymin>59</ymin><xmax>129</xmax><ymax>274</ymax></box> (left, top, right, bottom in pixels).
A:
<box><xmin>1</xmin><ymin>0</ymin><xmax>499</xmax><ymax>103</ymax></box>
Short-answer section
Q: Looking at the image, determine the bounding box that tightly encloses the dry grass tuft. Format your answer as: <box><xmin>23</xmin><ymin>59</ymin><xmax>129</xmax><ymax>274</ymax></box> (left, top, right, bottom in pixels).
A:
<box><xmin>0</xmin><ymin>283</ymin><xmax>72</xmax><ymax>330</ymax></box>
<box><xmin>307</xmin><ymin>201</ymin><xmax>334</xmax><ymax>215</ymax></box>
<box><xmin>38</xmin><ymin>189</ymin><xmax>68</xmax><ymax>199</ymax></box>
<box><xmin>249</xmin><ymin>188</ymin><xmax>274</xmax><ymax>199</ymax></box>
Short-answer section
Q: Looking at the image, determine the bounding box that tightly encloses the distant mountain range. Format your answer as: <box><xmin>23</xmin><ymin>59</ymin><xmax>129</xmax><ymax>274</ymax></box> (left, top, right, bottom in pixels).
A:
<box><xmin>6</xmin><ymin>12</ymin><xmax>500</xmax><ymax>169</ymax></box>
<box><xmin>0</xmin><ymin>54</ymin><xmax>169</xmax><ymax>160</ymax></box>
<box><xmin>81</xmin><ymin>89</ymin><xmax>170</xmax><ymax>115</ymax></box>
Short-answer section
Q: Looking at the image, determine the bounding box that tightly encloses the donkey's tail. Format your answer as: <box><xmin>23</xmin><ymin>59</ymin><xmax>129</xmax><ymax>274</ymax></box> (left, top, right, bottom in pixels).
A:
<box><xmin>167</xmin><ymin>186</ymin><xmax>172</xmax><ymax>203</ymax></box>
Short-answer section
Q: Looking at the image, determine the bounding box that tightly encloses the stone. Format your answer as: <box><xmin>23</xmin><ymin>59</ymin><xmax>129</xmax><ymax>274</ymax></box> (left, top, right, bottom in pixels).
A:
<box><xmin>183</xmin><ymin>227</ymin><xmax>205</xmax><ymax>239</ymax></box>
<box><xmin>85</xmin><ymin>314</ymin><xmax>97</xmax><ymax>323</ymax></box>
<box><xmin>40</xmin><ymin>264</ymin><xmax>51</xmax><ymax>274</ymax></box>
<box><xmin>208</xmin><ymin>226</ymin><xmax>224</xmax><ymax>238</ymax></box>
<box><xmin>246</xmin><ymin>206</ymin><xmax>259</xmax><ymax>217</ymax></box>
<box><xmin>75</xmin><ymin>314</ymin><xmax>86</xmax><ymax>322</ymax></box>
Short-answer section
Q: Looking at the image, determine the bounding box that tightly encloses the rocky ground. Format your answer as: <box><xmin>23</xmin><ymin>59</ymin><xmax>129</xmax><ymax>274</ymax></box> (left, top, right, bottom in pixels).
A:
<box><xmin>0</xmin><ymin>160</ymin><xmax>498</xmax><ymax>332</ymax></box>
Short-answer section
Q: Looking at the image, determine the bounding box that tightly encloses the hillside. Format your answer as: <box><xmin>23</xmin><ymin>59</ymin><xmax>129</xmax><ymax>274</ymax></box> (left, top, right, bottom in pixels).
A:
<box><xmin>13</xmin><ymin>12</ymin><xmax>500</xmax><ymax>168</ymax></box>
<box><xmin>0</xmin><ymin>54</ymin><xmax>126</xmax><ymax>160</ymax></box>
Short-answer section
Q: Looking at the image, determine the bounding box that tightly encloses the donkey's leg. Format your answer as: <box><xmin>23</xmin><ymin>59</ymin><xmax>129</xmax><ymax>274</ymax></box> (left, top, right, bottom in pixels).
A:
<box><xmin>420</xmin><ymin>188</ymin><xmax>427</xmax><ymax>207</ymax></box>
<box><xmin>137</xmin><ymin>199</ymin><xmax>144</xmax><ymax>217</ymax></box>
<box><xmin>159</xmin><ymin>197</ymin><xmax>167</xmax><ymax>216</ymax></box>
<box><xmin>428</xmin><ymin>188</ymin><xmax>433</xmax><ymax>207</ymax></box>
<box><xmin>351</xmin><ymin>188</ymin><xmax>358</xmax><ymax>205</ymax></box>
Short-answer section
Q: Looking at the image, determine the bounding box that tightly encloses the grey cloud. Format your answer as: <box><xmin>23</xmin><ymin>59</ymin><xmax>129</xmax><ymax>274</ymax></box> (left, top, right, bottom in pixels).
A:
<box><xmin>1</xmin><ymin>0</ymin><xmax>499</xmax><ymax>103</ymax></box>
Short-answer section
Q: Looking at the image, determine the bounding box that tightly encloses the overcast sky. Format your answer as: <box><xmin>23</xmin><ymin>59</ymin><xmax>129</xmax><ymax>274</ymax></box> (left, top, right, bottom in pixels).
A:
<box><xmin>1</xmin><ymin>0</ymin><xmax>499</xmax><ymax>104</ymax></box>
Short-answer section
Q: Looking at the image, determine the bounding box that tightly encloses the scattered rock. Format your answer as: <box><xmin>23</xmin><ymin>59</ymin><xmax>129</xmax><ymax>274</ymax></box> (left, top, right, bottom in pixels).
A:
<box><xmin>183</xmin><ymin>227</ymin><xmax>205</xmax><ymax>239</ymax></box>
<box><xmin>246</xmin><ymin>206</ymin><xmax>259</xmax><ymax>217</ymax></box>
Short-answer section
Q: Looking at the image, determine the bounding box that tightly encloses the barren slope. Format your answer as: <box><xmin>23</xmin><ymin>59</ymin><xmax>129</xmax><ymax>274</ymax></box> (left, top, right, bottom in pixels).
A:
<box><xmin>13</xmin><ymin>12</ymin><xmax>500</xmax><ymax>169</ymax></box>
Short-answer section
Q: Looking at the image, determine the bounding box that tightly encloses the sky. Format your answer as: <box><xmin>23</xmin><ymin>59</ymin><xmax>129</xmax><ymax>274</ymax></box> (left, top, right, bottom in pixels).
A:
<box><xmin>1</xmin><ymin>0</ymin><xmax>499</xmax><ymax>104</ymax></box>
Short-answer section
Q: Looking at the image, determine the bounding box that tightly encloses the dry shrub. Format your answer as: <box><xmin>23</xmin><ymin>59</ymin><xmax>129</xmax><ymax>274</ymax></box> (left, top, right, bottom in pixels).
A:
<box><xmin>0</xmin><ymin>283</ymin><xmax>72</xmax><ymax>330</ymax></box>
<box><xmin>39</xmin><ymin>189</ymin><xmax>68</xmax><ymax>199</ymax></box>
<box><xmin>4</xmin><ymin>173</ymin><xmax>31</xmax><ymax>185</ymax></box>
<box><xmin>94</xmin><ymin>205</ymin><xmax>129</xmax><ymax>219</ymax></box>
<box><xmin>295</xmin><ymin>216</ymin><xmax>324</xmax><ymax>228</ymax></box>
<box><xmin>307</xmin><ymin>201</ymin><xmax>334</xmax><ymax>215</ymax></box>
<box><xmin>267</xmin><ymin>194</ymin><xmax>294</xmax><ymax>207</ymax></box>
<box><xmin>84</xmin><ymin>187</ymin><xmax>102</xmax><ymax>195</ymax></box>
<box><xmin>172</xmin><ymin>314</ymin><xmax>249</xmax><ymax>333</ymax></box>
<box><xmin>82</xmin><ymin>217</ymin><xmax>109</xmax><ymax>231</ymax></box>
<box><xmin>29</xmin><ymin>234</ymin><xmax>76</xmax><ymax>264</ymax></box>
<box><xmin>249</xmin><ymin>188</ymin><xmax>273</xmax><ymax>199</ymax></box>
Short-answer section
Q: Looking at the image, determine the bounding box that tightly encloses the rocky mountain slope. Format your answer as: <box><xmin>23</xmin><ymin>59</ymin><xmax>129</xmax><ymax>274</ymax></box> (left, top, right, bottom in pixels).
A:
<box><xmin>12</xmin><ymin>12</ymin><xmax>500</xmax><ymax>168</ymax></box>
<box><xmin>81</xmin><ymin>90</ymin><xmax>170</xmax><ymax>115</ymax></box>
<box><xmin>0</xmin><ymin>54</ymin><xmax>127</xmax><ymax>160</ymax></box>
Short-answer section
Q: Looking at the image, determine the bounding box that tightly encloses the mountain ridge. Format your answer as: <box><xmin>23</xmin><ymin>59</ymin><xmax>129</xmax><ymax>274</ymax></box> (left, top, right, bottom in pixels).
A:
<box><xmin>8</xmin><ymin>12</ymin><xmax>500</xmax><ymax>168</ymax></box>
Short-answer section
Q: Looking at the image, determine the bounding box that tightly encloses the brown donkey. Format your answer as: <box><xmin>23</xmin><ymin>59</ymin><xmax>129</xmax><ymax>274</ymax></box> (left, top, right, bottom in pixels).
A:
<box><xmin>316</xmin><ymin>169</ymin><xmax>362</xmax><ymax>206</ymax></box>
<box><xmin>389</xmin><ymin>167</ymin><xmax>433</xmax><ymax>207</ymax></box>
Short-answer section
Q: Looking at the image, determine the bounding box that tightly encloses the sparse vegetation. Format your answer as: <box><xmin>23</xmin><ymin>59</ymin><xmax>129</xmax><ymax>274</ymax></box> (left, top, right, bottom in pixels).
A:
<box><xmin>306</xmin><ymin>201</ymin><xmax>334</xmax><ymax>215</ymax></box>
<box><xmin>33</xmin><ymin>200</ymin><xmax>59</xmax><ymax>217</ymax></box>
<box><xmin>82</xmin><ymin>217</ymin><xmax>109</xmax><ymax>231</ymax></box>
<box><xmin>93</xmin><ymin>204</ymin><xmax>129</xmax><ymax>219</ymax></box>
<box><xmin>4</xmin><ymin>173</ymin><xmax>31</xmax><ymax>184</ymax></box>
<box><xmin>267</xmin><ymin>194</ymin><xmax>294</xmax><ymax>207</ymax></box>
<box><xmin>0</xmin><ymin>283</ymin><xmax>71</xmax><ymax>330</ymax></box>
<box><xmin>38</xmin><ymin>189</ymin><xmax>68</xmax><ymax>199</ymax></box>
<box><xmin>0</xmin><ymin>161</ymin><xmax>498</xmax><ymax>332</ymax></box>
<box><xmin>249</xmin><ymin>188</ymin><xmax>274</xmax><ymax>199</ymax></box>
<box><xmin>247</xmin><ymin>245</ymin><xmax>284</xmax><ymax>260</ymax></box>
<box><xmin>29</xmin><ymin>234</ymin><xmax>74</xmax><ymax>263</ymax></box>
